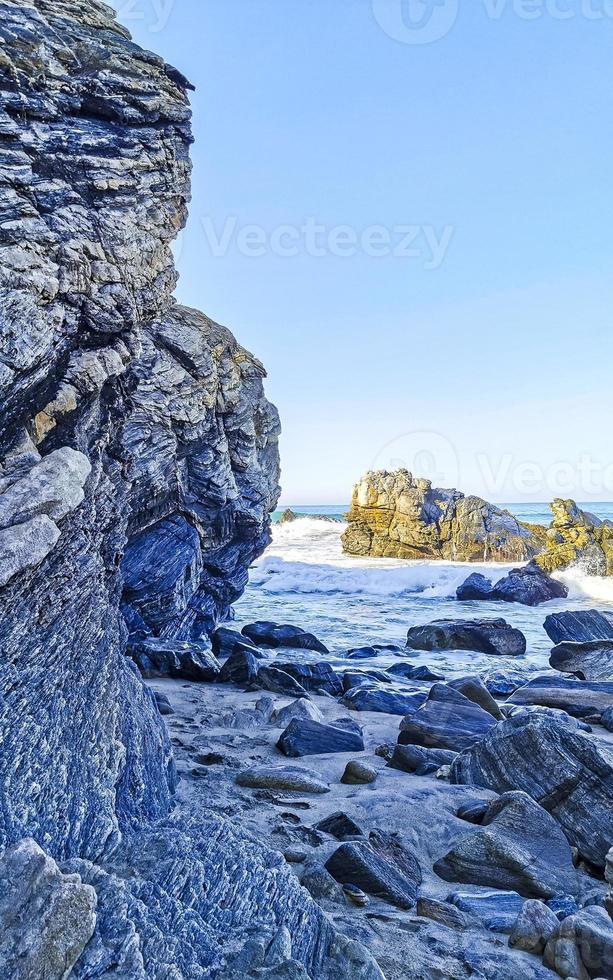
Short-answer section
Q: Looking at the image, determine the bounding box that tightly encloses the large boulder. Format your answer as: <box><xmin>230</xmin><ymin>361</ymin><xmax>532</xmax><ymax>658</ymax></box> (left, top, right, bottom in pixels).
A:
<box><xmin>275</xmin><ymin>662</ymin><xmax>343</xmax><ymax>697</ymax></box>
<box><xmin>325</xmin><ymin>835</ymin><xmax>421</xmax><ymax>910</ymax></box>
<box><xmin>458</xmin><ymin>563</ymin><xmax>568</xmax><ymax>607</ymax></box>
<box><xmin>549</xmin><ymin>640</ymin><xmax>613</xmax><ymax>682</ymax></box>
<box><xmin>398</xmin><ymin>684</ymin><xmax>498</xmax><ymax>752</ymax></box>
<box><xmin>544</xmin><ymin>609</ymin><xmax>613</xmax><ymax>644</ymax></box>
<box><xmin>242</xmin><ymin>622</ymin><xmax>328</xmax><ymax>654</ymax></box>
<box><xmin>341</xmin><ymin>470</ymin><xmax>543</xmax><ymax>561</ymax></box>
<box><xmin>434</xmin><ymin>791</ymin><xmax>579</xmax><ymax>898</ymax></box>
<box><xmin>128</xmin><ymin>637</ymin><xmax>220</xmax><ymax>682</ymax></box>
<box><xmin>450</xmin><ymin>713</ymin><xmax>613</xmax><ymax>866</ymax></box>
<box><xmin>509</xmin><ymin>675</ymin><xmax>613</xmax><ymax>718</ymax></box>
<box><xmin>543</xmin><ymin>906</ymin><xmax>613</xmax><ymax>979</ymax></box>
<box><xmin>406</xmin><ymin>619</ymin><xmax>527</xmax><ymax>657</ymax></box>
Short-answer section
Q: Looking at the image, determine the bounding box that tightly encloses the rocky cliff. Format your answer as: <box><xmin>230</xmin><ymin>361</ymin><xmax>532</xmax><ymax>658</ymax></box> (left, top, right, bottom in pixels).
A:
<box><xmin>0</xmin><ymin>3</ymin><xmax>373</xmax><ymax>977</ymax></box>
<box><xmin>342</xmin><ymin>470</ymin><xmax>544</xmax><ymax>562</ymax></box>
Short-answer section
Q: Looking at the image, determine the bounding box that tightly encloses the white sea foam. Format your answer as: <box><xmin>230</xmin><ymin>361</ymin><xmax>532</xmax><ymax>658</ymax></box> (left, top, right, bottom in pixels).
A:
<box><xmin>252</xmin><ymin>517</ymin><xmax>516</xmax><ymax>599</ymax></box>
<box><xmin>558</xmin><ymin>566</ymin><xmax>613</xmax><ymax>604</ymax></box>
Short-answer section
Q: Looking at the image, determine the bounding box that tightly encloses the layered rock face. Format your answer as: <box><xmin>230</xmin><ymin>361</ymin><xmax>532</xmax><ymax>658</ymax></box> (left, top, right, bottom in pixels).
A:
<box><xmin>342</xmin><ymin>470</ymin><xmax>543</xmax><ymax>561</ymax></box>
<box><xmin>0</xmin><ymin>5</ymin><xmax>367</xmax><ymax>978</ymax></box>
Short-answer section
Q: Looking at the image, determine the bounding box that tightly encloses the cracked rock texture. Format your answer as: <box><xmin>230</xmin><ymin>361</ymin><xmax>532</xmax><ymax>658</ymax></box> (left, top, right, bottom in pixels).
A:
<box><xmin>0</xmin><ymin>4</ymin><xmax>370</xmax><ymax>978</ymax></box>
<box><xmin>342</xmin><ymin>469</ymin><xmax>544</xmax><ymax>561</ymax></box>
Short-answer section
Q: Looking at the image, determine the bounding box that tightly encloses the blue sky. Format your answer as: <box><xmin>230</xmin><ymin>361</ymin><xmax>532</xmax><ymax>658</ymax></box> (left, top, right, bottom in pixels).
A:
<box><xmin>117</xmin><ymin>0</ymin><xmax>613</xmax><ymax>504</ymax></box>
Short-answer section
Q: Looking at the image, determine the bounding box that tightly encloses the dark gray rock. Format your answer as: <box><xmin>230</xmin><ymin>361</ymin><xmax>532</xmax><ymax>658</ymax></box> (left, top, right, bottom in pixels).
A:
<box><xmin>153</xmin><ymin>691</ymin><xmax>175</xmax><ymax>716</ymax></box>
<box><xmin>457</xmin><ymin>800</ymin><xmax>490</xmax><ymax>824</ymax></box>
<box><xmin>342</xmin><ymin>670</ymin><xmax>391</xmax><ymax>692</ymax></box>
<box><xmin>550</xmin><ymin>640</ymin><xmax>613</xmax><ymax>681</ymax></box>
<box><xmin>602</xmin><ymin>705</ymin><xmax>613</xmax><ymax>732</ymax></box>
<box><xmin>509</xmin><ymin>674</ymin><xmax>613</xmax><ymax>718</ymax></box>
<box><xmin>450</xmin><ymin>713</ymin><xmax>613</xmax><ymax>866</ymax></box>
<box><xmin>273</xmin><ymin>698</ymin><xmax>324</xmax><ymax>727</ymax></box>
<box><xmin>387</xmin><ymin>662</ymin><xmax>445</xmax><ymax>682</ymax></box>
<box><xmin>543</xmin><ymin>906</ymin><xmax>613</xmax><ymax>979</ymax></box>
<box><xmin>275</xmin><ymin>662</ymin><xmax>343</xmax><ymax>697</ymax></box>
<box><xmin>325</xmin><ymin>836</ymin><xmax>421</xmax><ymax>910</ymax></box>
<box><xmin>434</xmin><ymin>791</ymin><xmax>579</xmax><ymax>898</ymax></box>
<box><xmin>128</xmin><ymin>637</ymin><xmax>220</xmax><ymax>682</ymax></box>
<box><xmin>347</xmin><ymin>646</ymin><xmax>379</xmax><ymax>660</ymax></box>
<box><xmin>448</xmin><ymin>675</ymin><xmax>504</xmax><ymax>719</ymax></box>
<box><xmin>447</xmin><ymin>890</ymin><xmax>525</xmax><ymax>933</ymax></box>
<box><xmin>398</xmin><ymin>684</ymin><xmax>498</xmax><ymax>752</ymax></box>
<box><xmin>341</xmin><ymin>686</ymin><xmax>428</xmax><ymax>716</ymax></box>
<box><xmin>242</xmin><ymin>622</ymin><xmax>328</xmax><ymax>653</ymax></box>
<box><xmin>277</xmin><ymin>718</ymin><xmax>365</xmax><ymax>758</ymax></box>
<box><xmin>544</xmin><ymin>609</ymin><xmax>613</xmax><ymax>645</ymax></box>
<box><xmin>485</xmin><ymin>668</ymin><xmax>533</xmax><ymax>698</ymax></box>
<box><xmin>218</xmin><ymin>648</ymin><xmax>261</xmax><ymax>686</ymax></box>
<box><xmin>389</xmin><ymin>743</ymin><xmax>457</xmax><ymax>776</ymax></box>
<box><xmin>406</xmin><ymin>618</ymin><xmax>527</xmax><ymax>657</ymax></box>
<box><xmin>212</xmin><ymin>627</ymin><xmax>262</xmax><ymax>660</ymax></box>
<box><xmin>456</xmin><ymin>572</ymin><xmax>494</xmax><ymax>601</ymax></box>
<box><xmin>491</xmin><ymin>562</ymin><xmax>568</xmax><ymax>607</ymax></box>
<box><xmin>314</xmin><ymin>813</ymin><xmax>365</xmax><ymax>841</ymax></box>
<box><xmin>255</xmin><ymin>667</ymin><xmax>309</xmax><ymax>697</ymax></box>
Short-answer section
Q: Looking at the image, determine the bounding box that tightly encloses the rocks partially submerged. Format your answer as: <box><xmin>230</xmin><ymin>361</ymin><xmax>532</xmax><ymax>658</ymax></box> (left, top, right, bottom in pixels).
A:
<box><xmin>549</xmin><ymin>640</ymin><xmax>613</xmax><ymax>681</ymax></box>
<box><xmin>406</xmin><ymin>618</ymin><xmax>527</xmax><ymax>657</ymax></box>
<box><xmin>457</xmin><ymin>562</ymin><xmax>568</xmax><ymax>607</ymax></box>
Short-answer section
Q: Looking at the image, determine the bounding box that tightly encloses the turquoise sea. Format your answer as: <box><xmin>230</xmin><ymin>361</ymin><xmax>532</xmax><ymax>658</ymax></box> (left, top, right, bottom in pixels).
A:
<box><xmin>234</xmin><ymin>501</ymin><xmax>613</xmax><ymax>681</ymax></box>
<box><xmin>273</xmin><ymin>502</ymin><xmax>613</xmax><ymax>526</ymax></box>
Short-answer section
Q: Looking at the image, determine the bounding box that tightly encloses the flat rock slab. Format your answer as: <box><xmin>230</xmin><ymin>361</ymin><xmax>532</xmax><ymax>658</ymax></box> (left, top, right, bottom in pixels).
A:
<box><xmin>398</xmin><ymin>683</ymin><xmax>498</xmax><ymax>752</ymax></box>
<box><xmin>509</xmin><ymin>674</ymin><xmax>613</xmax><ymax>718</ymax></box>
<box><xmin>544</xmin><ymin>609</ymin><xmax>613</xmax><ymax>645</ymax></box>
<box><xmin>242</xmin><ymin>621</ymin><xmax>329</xmax><ymax>653</ymax></box>
<box><xmin>434</xmin><ymin>791</ymin><xmax>578</xmax><ymax>899</ymax></box>
<box><xmin>406</xmin><ymin>618</ymin><xmax>526</xmax><ymax>657</ymax></box>
<box><xmin>236</xmin><ymin>765</ymin><xmax>330</xmax><ymax>794</ymax></box>
<box><xmin>325</xmin><ymin>837</ymin><xmax>421</xmax><ymax>910</ymax></box>
<box><xmin>549</xmin><ymin>640</ymin><xmax>613</xmax><ymax>682</ymax></box>
<box><xmin>450</xmin><ymin>713</ymin><xmax>613</xmax><ymax>866</ymax></box>
<box><xmin>277</xmin><ymin>718</ymin><xmax>365</xmax><ymax>758</ymax></box>
<box><xmin>341</xmin><ymin>686</ymin><xmax>427</xmax><ymax>716</ymax></box>
<box><xmin>448</xmin><ymin>890</ymin><xmax>525</xmax><ymax>933</ymax></box>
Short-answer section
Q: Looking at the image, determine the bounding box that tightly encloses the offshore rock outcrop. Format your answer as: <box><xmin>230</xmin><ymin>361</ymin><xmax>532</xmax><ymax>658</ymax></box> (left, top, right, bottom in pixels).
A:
<box><xmin>342</xmin><ymin>470</ymin><xmax>544</xmax><ymax>561</ymax></box>
<box><xmin>0</xmin><ymin>3</ymin><xmax>378</xmax><ymax>977</ymax></box>
<box><xmin>534</xmin><ymin>498</ymin><xmax>613</xmax><ymax>576</ymax></box>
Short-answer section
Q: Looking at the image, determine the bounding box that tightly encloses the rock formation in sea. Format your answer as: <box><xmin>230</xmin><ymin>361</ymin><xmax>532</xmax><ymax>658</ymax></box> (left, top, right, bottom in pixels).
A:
<box><xmin>342</xmin><ymin>469</ymin><xmax>544</xmax><ymax>561</ymax></box>
<box><xmin>0</xmin><ymin>3</ymin><xmax>382</xmax><ymax>976</ymax></box>
<box><xmin>533</xmin><ymin>498</ymin><xmax>613</xmax><ymax>576</ymax></box>
<box><xmin>343</xmin><ymin>471</ymin><xmax>613</xmax><ymax>578</ymax></box>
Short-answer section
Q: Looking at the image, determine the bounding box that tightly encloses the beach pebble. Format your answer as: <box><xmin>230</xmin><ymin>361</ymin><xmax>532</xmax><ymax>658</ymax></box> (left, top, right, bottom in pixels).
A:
<box><xmin>341</xmin><ymin>761</ymin><xmax>377</xmax><ymax>785</ymax></box>
<box><xmin>342</xmin><ymin>884</ymin><xmax>369</xmax><ymax>907</ymax></box>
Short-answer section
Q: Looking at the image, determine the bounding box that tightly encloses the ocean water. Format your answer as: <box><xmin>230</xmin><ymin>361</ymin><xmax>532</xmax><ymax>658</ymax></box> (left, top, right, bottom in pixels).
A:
<box><xmin>234</xmin><ymin>504</ymin><xmax>613</xmax><ymax>680</ymax></box>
